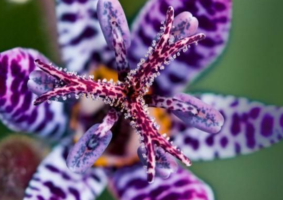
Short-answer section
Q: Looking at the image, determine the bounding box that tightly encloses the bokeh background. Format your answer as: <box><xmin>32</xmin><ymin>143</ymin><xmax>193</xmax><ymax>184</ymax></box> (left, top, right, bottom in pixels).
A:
<box><xmin>0</xmin><ymin>0</ymin><xmax>283</xmax><ymax>199</ymax></box>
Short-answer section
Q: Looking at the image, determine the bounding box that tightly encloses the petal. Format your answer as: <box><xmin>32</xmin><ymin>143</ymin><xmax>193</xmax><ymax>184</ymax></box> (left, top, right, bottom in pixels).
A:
<box><xmin>172</xmin><ymin>93</ymin><xmax>283</xmax><ymax>161</ymax></box>
<box><xmin>56</xmin><ymin>0</ymin><xmax>114</xmax><ymax>73</ymax></box>
<box><xmin>173</xmin><ymin>93</ymin><xmax>224</xmax><ymax>134</ymax></box>
<box><xmin>137</xmin><ymin>146</ymin><xmax>178</xmax><ymax>179</ymax></box>
<box><xmin>97</xmin><ymin>0</ymin><xmax>131</xmax><ymax>50</ymax></box>
<box><xmin>67</xmin><ymin>124</ymin><xmax>113</xmax><ymax>173</ymax></box>
<box><xmin>109</xmin><ymin>164</ymin><xmax>214</xmax><ymax>200</ymax></box>
<box><xmin>67</xmin><ymin>109</ymin><xmax>118</xmax><ymax>173</ymax></box>
<box><xmin>24</xmin><ymin>143</ymin><xmax>107</xmax><ymax>200</ymax></box>
<box><xmin>128</xmin><ymin>0</ymin><xmax>232</xmax><ymax>96</ymax></box>
<box><xmin>97</xmin><ymin>0</ymin><xmax>131</xmax><ymax>80</ymax></box>
<box><xmin>0</xmin><ymin>48</ymin><xmax>68</xmax><ymax>139</ymax></box>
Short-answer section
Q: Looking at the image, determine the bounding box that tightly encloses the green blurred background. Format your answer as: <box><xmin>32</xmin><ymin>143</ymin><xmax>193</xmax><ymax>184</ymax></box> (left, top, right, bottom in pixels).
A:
<box><xmin>0</xmin><ymin>0</ymin><xmax>283</xmax><ymax>199</ymax></box>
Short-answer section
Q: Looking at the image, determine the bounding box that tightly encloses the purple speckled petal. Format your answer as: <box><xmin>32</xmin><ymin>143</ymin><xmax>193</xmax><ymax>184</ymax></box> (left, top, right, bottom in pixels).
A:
<box><xmin>129</xmin><ymin>0</ymin><xmax>232</xmax><ymax>96</ymax></box>
<box><xmin>56</xmin><ymin>0</ymin><xmax>115</xmax><ymax>73</ymax></box>
<box><xmin>24</xmin><ymin>143</ymin><xmax>107</xmax><ymax>200</ymax></box>
<box><xmin>67</xmin><ymin>109</ymin><xmax>118</xmax><ymax>173</ymax></box>
<box><xmin>97</xmin><ymin>0</ymin><xmax>131</xmax><ymax>50</ymax></box>
<box><xmin>109</xmin><ymin>164</ymin><xmax>214</xmax><ymax>200</ymax></box>
<box><xmin>170</xmin><ymin>12</ymin><xmax>199</xmax><ymax>43</ymax></box>
<box><xmin>67</xmin><ymin>124</ymin><xmax>113</xmax><ymax>173</ymax></box>
<box><xmin>171</xmin><ymin>93</ymin><xmax>283</xmax><ymax>161</ymax></box>
<box><xmin>0</xmin><ymin>48</ymin><xmax>68</xmax><ymax>139</ymax></box>
<box><xmin>172</xmin><ymin>93</ymin><xmax>224</xmax><ymax>134</ymax></box>
<box><xmin>137</xmin><ymin>146</ymin><xmax>178</xmax><ymax>179</ymax></box>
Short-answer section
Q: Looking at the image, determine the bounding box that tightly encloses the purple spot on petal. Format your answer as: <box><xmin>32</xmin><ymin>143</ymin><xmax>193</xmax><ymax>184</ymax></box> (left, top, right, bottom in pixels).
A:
<box><xmin>235</xmin><ymin>142</ymin><xmax>241</xmax><ymax>154</ymax></box>
<box><xmin>280</xmin><ymin>114</ymin><xmax>283</xmax><ymax>127</ymax></box>
<box><xmin>37</xmin><ymin>195</ymin><xmax>44</xmax><ymax>200</ymax></box>
<box><xmin>149</xmin><ymin>185</ymin><xmax>170</xmax><ymax>199</ymax></box>
<box><xmin>246</xmin><ymin>122</ymin><xmax>255</xmax><ymax>149</ymax></box>
<box><xmin>230</xmin><ymin>100</ymin><xmax>238</xmax><ymax>107</ymax></box>
<box><xmin>231</xmin><ymin>113</ymin><xmax>241</xmax><ymax>136</ymax></box>
<box><xmin>61</xmin><ymin>13</ymin><xmax>77</xmax><ymax>22</ymax></box>
<box><xmin>43</xmin><ymin>181</ymin><xmax>66</xmax><ymax>199</ymax></box>
<box><xmin>220</xmin><ymin>136</ymin><xmax>228</xmax><ymax>148</ymax></box>
<box><xmin>70</xmin><ymin>26</ymin><xmax>97</xmax><ymax>45</ymax></box>
<box><xmin>69</xmin><ymin>187</ymin><xmax>80</xmax><ymax>200</ymax></box>
<box><xmin>261</xmin><ymin>114</ymin><xmax>274</xmax><ymax>137</ymax></box>
<box><xmin>205</xmin><ymin>135</ymin><xmax>214</xmax><ymax>146</ymax></box>
<box><xmin>184</xmin><ymin>136</ymin><xmax>199</xmax><ymax>150</ymax></box>
<box><xmin>214</xmin><ymin>2</ymin><xmax>226</xmax><ymax>11</ymax></box>
<box><xmin>249</xmin><ymin>107</ymin><xmax>260</xmax><ymax>119</ymax></box>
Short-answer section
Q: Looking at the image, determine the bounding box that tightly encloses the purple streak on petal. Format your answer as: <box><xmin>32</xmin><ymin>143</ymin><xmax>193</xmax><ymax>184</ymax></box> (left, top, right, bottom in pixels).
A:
<box><xmin>24</xmin><ymin>144</ymin><xmax>107</xmax><ymax>200</ymax></box>
<box><xmin>0</xmin><ymin>48</ymin><xmax>68</xmax><ymax>139</ymax></box>
<box><xmin>129</xmin><ymin>0</ymin><xmax>232</xmax><ymax>96</ymax></box>
<box><xmin>109</xmin><ymin>164</ymin><xmax>214</xmax><ymax>200</ymax></box>
<box><xmin>171</xmin><ymin>93</ymin><xmax>283</xmax><ymax>161</ymax></box>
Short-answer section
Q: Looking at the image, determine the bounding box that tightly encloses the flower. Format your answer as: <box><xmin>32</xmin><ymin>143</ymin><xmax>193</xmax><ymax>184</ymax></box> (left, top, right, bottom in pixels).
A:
<box><xmin>0</xmin><ymin>0</ymin><xmax>281</xmax><ymax>200</ymax></box>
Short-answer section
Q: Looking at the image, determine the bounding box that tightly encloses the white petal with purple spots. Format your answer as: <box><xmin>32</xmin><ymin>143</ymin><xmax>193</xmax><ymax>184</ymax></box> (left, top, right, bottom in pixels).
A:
<box><xmin>172</xmin><ymin>93</ymin><xmax>283</xmax><ymax>161</ymax></box>
<box><xmin>24</xmin><ymin>143</ymin><xmax>107</xmax><ymax>200</ymax></box>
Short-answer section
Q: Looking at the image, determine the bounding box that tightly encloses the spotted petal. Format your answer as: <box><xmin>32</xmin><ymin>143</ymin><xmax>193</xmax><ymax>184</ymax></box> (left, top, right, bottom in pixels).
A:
<box><xmin>56</xmin><ymin>0</ymin><xmax>114</xmax><ymax>73</ymax></box>
<box><xmin>128</xmin><ymin>0</ymin><xmax>232</xmax><ymax>96</ymax></box>
<box><xmin>67</xmin><ymin>109</ymin><xmax>118</xmax><ymax>173</ymax></box>
<box><xmin>24</xmin><ymin>143</ymin><xmax>107</xmax><ymax>200</ymax></box>
<box><xmin>109</xmin><ymin>164</ymin><xmax>214</xmax><ymax>200</ymax></box>
<box><xmin>97</xmin><ymin>0</ymin><xmax>131</xmax><ymax>80</ymax></box>
<box><xmin>97</xmin><ymin>0</ymin><xmax>131</xmax><ymax>50</ymax></box>
<box><xmin>172</xmin><ymin>93</ymin><xmax>283</xmax><ymax>161</ymax></box>
<box><xmin>0</xmin><ymin>48</ymin><xmax>68</xmax><ymax>139</ymax></box>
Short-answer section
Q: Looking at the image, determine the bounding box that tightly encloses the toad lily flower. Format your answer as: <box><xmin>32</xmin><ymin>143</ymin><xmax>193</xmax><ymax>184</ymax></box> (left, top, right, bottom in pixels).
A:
<box><xmin>30</xmin><ymin>2</ymin><xmax>222</xmax><ymax>183</ymax></box>
<box><xmin>0</xmin><ymin>0</ymin><xmax>282</xmax><ymax>200</ymax></box>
